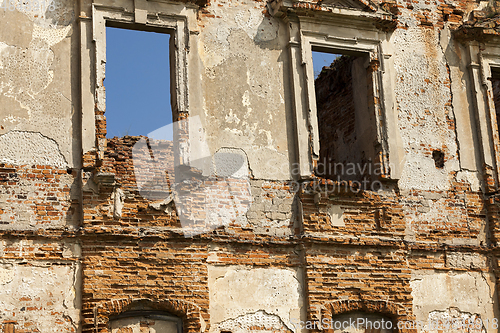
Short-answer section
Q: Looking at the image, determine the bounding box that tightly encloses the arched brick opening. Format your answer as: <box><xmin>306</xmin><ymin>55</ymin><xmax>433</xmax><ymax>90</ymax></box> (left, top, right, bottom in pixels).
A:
<box><xmin>94</xmin><ymin>298</ymin><xmax>202</xmax><ymax>333</ymax></box>
<box><xmin>328</xmin><ymin>299</ymin><xmax>404</xmax><ymax>318</ymax></box>
<box><xmin>310</xmin><ymin>299</ymin><xmax>415</xmax><ymax>333</ymax></box>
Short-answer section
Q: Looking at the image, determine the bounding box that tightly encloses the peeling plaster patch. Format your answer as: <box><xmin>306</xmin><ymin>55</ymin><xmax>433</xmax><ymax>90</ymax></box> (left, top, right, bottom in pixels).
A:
<box><xmin>393</xmin><ymin>26</ymin><xmax>459</xmax><ymax>192</ymax></box>
<box><xmin>0</xmin><ymin>264</ymin><xmax>80</xmax><ymax>332</ymax></box>
<box><xmin>456</xmin><ymin>170</ymin><xmax>481</xmax><ymax>191</ymax></box>
<box><xmin>209</xmin><ymin>266</ymin><xmax>302</xmax><ymax>331</ymax></box>
<box><xmin>410</xmin><ymin>271</ymin><xmax>497</xmax><ymax>326</ymax></box>
<box><xmin>327</xmin><ymin>205</ymin><xmax>345</xmax><ymax>227</ymax></box>
<box><xmin>200</xmin><ymin>1</ymin><xmax>288</xmax><ymax>180</ymax></box>
<box><xmin>32</xmin><ymin>24</ymin><xmax>72</xmax><ymax>47</ymax></box>
<box><xmin>246</xmin><ymin>148</ymin><xmax>289</xmax><ymax>180</ymax></box>
<box><xmin>112</xmin><ymin>187</ymin><xmax>125</xmax><ymax>218</ymax></box>
<box><xmin>428</xmin><ymin>308</ymin><xmax>485</xmax><ymax>333</ymax></box>
<box><xmin>0</xmin><ymin>39</ymin><xmax>54</xmax><ymax>103</ymax></box>
<box><xmin>17</xmin><ymin>0</ymin><xmax>75</xmax><ymax>28</ymax></box>
<box><xmin>0</xmin><ymin>19</ymin><xmax>73</xmax><ymax>163</ymax></box>
<box><xmin>0</xmin><ymin>24</ymin><xmax>70</xmax><ymax>107</ymax></box>
<box><xmin>62</xmin><ymin>242</ymin><xmax>82</xmax><ymax>259</ymax></box>
<box><xmin>0</xmin><ymin>131</ymin><xmax>67</xmax><ymax>167</ymax></box>
<box><xmin>213</xmin><ymin>310</ymin><xmax>291</xmax><ymax>333</ymax></box>
<box><xmin>399</xmin><ymin>152</ymin><xmax>451</xmax><ymax>191</ymax></box>
<box><xmin>201</xmin><ymin>5</ymin><xmax>279</xmax><ymax>68</ymax></box>
<box><xmin>148</xmin><ymin>195</ymin><xmax>175</xmax><ymax>214</ymax></box>
<box><xmin>0</xmin><ymin>265</ymin><xmax>14</xmax><ymax>285</ymax></box>
<box><xmin>214</xmin><ymin>147</ymin><xmax>249</xmax><ymax>178</ymax></box>
<box><xmin>446</xmin><ymin>252</ymin><xmax>486</xmax><ymax>270</ymax></box>
<box><xmin>0</xmin><ymin>42</ymin><xmax>8</xmax><ymax>69</ymax></box>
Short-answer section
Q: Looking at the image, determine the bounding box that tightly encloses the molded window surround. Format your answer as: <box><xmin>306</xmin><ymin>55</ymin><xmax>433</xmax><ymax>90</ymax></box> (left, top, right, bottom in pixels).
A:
<box><xmin>467</xmin><ymin>41</ymin><xmax>500</xmax><ymax>190</ymax></box>
<box><xmin>80</xmin><ymin>1</ymin><xmax>194</xmax><ymax>166</ymax></box>
<box><xmin>285</xmin><ymin>14</ymin><xmax>403</xmax><ymax>181</ymax></box>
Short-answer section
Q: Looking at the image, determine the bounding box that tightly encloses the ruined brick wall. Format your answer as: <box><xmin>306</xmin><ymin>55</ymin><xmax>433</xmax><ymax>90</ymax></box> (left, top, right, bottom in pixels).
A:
<box><xmin>3</xmin><ymin>0</ymin><xmax>500</xmax><ymax>331</ymax></box>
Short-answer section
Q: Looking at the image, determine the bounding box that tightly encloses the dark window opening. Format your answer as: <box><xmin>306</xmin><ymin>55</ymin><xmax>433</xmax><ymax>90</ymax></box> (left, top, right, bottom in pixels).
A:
<box><xmin>105</xmin><ymin>26</ymin><xmax>173</xmax><ymax>139</ymax></box>
<box><xmin>432</xmin><ymin>150</ymin><xmax>445</xmax><ymax>168</ymax></box>
<box><xmin>491</xmin><ymin>67</ymin><xmax>500</xmax><ymax>135</ymax></box>
<box><xmin>313</xmin><ymin>50</ymin><xmax>379</xmax><ymax>183</ymax></box>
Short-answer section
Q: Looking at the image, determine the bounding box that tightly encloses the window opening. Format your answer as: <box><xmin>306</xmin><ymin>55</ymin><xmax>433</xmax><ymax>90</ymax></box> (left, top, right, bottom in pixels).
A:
<box><xmin>313</xmin><ymin>50</ymin><xmax>379</xmax><ymax>183</ymax></box>
<box><xmin>105</xmin><ymin>27</ymin><xmax>172</xmax><ymax>139</ymax></box>
<box><xmin>491</xmin><ymin>67</ymin><xmax>500</xmax><ymax>136</ymax></box>
<box><xmin>109</xmin><ymin>311</ymin><xmax>182</xmax><ymax>333</ymax></box>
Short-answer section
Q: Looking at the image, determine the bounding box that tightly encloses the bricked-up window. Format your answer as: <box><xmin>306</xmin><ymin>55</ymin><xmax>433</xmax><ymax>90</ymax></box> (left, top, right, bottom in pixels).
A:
<box><xmin>313</xmin><ymin>50</ymin><xmax>379</xmax><ymax>182</ymax></box>
<box><xmin>109</xmin><ymin>311</ymin><xmax>182</xmax><ymax>333</ymax></box>
<box><xmin>105</xmin><ymin>26</ymin><xmax>173</xmax><ymax>139</ymax></box>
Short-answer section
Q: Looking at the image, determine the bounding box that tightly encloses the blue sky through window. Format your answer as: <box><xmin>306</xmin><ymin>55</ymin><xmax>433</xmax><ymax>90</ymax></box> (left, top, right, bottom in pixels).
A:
<box><xmin>105</xmin><ymin>27</ymin><xmax>172</xmax><ymax>139</ymax></box>
<box><xmin>313</xmin><ymin>51</ymin><xmax>340</xmax><ymax>78</ymax></box>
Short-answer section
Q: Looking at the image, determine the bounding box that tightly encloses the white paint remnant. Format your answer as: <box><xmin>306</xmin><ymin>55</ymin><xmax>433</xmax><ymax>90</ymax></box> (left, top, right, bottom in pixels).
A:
<box><xmin>112</xmin><ymin>187</ymin><xmax>125</xmax><ymax>218</ymax></box>
<box><xmin>0</xmin><ymin>265</ymin><xmax>14</xmax><ymax>285</ymax></box>
<box><xmin>328</xmin><ymin>205</ymin><xmax>345</xmax><ymax>227</ymax></box>
<box><xmin>242</xmin><ymin>90</ymin><xmax>251</xmax><ymax>107</ymax></box>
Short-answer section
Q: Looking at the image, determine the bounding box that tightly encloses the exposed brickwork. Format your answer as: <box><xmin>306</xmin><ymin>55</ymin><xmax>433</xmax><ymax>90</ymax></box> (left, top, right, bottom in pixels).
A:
<box><xmin>0</xmin><ymin>164</ymin><xmax>76</xmax><ymax>228</ymax></box>
<box><xmin>5</xmin><ymin>0</ymin><xmax>500</xmax><ymax>331</ymax></box>
<box><xmin>81</xmin><ymin>238</ymin><xmax>207</xmax><ymax>332</ymax></box>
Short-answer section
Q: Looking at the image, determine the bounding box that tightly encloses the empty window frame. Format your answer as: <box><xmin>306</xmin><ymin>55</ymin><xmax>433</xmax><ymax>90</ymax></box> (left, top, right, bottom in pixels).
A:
<box><xmin>83</xmin><ymin>4</ymin><xmax>190</xmax><ymax>162</ymax></box>
<box><xmin>286</xmin><ymin>18</ymin><xmax>400</xmax><ymax>181</ymax></box>
<box><xmin>487</xmin><ymin>65</ymin><xmax>500</xmax><ymax>187</ymax></box>
<box><xmin>312</xmin><ymin>50</ymin><xmax>378</xmax><ymax>182</ymax></box>
<box><xmin>104</xmin><ymin>26</ymin><xmax>172</xmax><ymax>139</ymax></box>
<box><xmin>491</xmin><ymin>67</ymin><xmax>500</xmax><ymax>135</ymax></box>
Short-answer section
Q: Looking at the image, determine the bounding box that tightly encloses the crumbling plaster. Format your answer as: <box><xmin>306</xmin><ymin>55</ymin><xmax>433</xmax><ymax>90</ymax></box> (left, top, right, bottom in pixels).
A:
<box><xmin>0</xmin><ymin>261</ymin><xmax>81</xmax><ymax>332</ymax></box>
<box><xmin>394</xmin><ymin>24</ymin><xmax>460</xmax><ymax>191</ymax></box>
<box><xmin>411</xmin><ymin>270</ymin><xmax>498</xmax><ymax>331</ymax></box>
<box><xmin>208</xmin><ymin>265</ymin><xmax>304</xmax><ymax>332</ymax></box>
<box><xmin>0</xmin><ymin>2</ymin><xmax>76</xmax><ymax>167</ymax></box>
<box><xmin>4</xmin><ymin>0</ymin><xmax>500</xmax><ymax>331</ymax></box>
<box><xmin>198</xmin><ymin>0</ymin><xmax>292</xmax><ymax>180</ymax></box>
